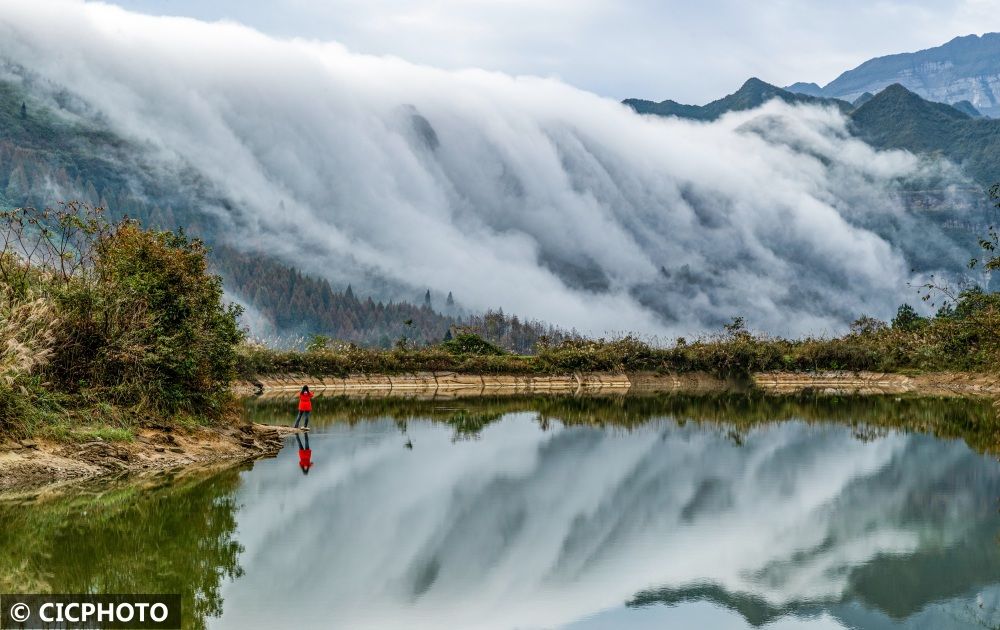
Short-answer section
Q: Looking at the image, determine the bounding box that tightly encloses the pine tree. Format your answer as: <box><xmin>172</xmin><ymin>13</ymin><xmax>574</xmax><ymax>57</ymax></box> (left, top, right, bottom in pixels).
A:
<box><xmin>446</xmin><ymin>291</ymin><xmax>455</xmax><ymax>307</ymax></box>
<box><xmin>424</xmin><ymin>289</ymin><xmax>431</xmax><ymax>308</ymax></box>
<box><xmin>19</xmin><ymin>102</ymin><xmax>26</xmax><ymax>120</ymax></box>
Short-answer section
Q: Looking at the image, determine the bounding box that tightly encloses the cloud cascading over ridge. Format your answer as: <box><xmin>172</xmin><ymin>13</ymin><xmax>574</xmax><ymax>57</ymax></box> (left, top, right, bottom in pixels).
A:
<box><xmin>0</xmin><ymin>0</ymin><xmax>975</xmax><ymax>337</ymax></box>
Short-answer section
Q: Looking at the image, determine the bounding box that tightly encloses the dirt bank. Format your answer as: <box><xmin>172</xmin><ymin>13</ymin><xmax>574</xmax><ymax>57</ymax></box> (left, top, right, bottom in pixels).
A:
<box><xmin>240</xmin><ymin>370</ymin><xmax>1000</xmax><ymax>399</ymax></box>
<box><xmin>0</xmin><ymin>422</ymin><xmax>299</xmax><ymax>499</ymax></box>
<box><xmin>752</xmin><ymin>371</ymin><xmax>1000</xmax><ymax>397</ymax></box>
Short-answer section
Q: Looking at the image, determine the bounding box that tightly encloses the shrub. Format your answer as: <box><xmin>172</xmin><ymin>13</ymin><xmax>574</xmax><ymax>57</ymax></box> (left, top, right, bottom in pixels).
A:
<box><xmin>0</xmin><ymin>204</ymin><xmax>244</xmax><ymax>430</ymax></box>
<box><xmin>442</xmin><ymin>332</ymin><xmax>506</xmax><ymax>356</ymax></box>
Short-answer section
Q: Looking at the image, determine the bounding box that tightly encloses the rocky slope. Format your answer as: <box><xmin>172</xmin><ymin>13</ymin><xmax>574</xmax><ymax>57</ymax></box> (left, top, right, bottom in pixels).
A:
<box><xmin>789</xmin><ymin>33</ymin><xmax>1000</xmax><ymax>117</ymax></box>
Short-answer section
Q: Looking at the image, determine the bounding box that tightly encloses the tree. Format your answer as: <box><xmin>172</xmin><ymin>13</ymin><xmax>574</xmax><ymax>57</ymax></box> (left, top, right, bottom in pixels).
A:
<box><xmin>446</xmin><ymin>291</ymin><xmax>455</xmax><ymax>307</ymax></box>
<box><xmin>891</xmin><ymin>304</ymin><xmax>925</xmax><ymax>331</ymax></box>
<box><xmin>424</xmin><ymin>289</ymin><xmax>431</xmax><ymax>308</ymax></box>
<box><xmin>850</xmin><ymin>315</ymin><xmax>887</xmax><ymax>335</ymax></box>
<box><xmin>19</xmin><ymin>102</ymin><xmax>25</xmax><ymax>120</ymax></box>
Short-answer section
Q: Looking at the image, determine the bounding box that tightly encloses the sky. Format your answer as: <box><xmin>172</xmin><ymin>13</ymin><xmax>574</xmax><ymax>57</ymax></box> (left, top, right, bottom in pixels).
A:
<box><xmin>103</xmin><ymin>0</ymin><xmax>996</xmax><ymax>103</ymax></box>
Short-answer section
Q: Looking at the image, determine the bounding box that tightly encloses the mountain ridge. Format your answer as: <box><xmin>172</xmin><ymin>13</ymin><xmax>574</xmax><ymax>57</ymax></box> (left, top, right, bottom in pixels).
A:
<box><xmin>625</xmin><ymin>77</ymin><xmax>851</xmax><ymax>121</ymax></box>
<box><xmin>785</xmin><ymin>33</ymin><xmax>1000</xmax><ymax>117</ymax></box>
<box><xmin>626</xmin><ymin>78</ymin><xmax>1000</xmax><ymax>186</ymax></box>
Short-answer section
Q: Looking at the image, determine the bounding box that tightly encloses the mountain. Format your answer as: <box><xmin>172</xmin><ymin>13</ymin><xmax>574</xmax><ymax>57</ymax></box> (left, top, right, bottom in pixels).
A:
<box><xmin>628</xmin><ymin>77</ymin><xmax>1000</xmax><ymax>188</ymax></box>
<box><xmin>624</xmin><ymin>78</ymin><xmax>850</xmax><ymax>122</ymax></box>
<box><xmin>784</xmin><ymin>82</ymin><xmax>825</xmax><ymax>97</ymax></box>
<box><xmin>849</xmin><ymin>84</ymin><xmax>1000</xmax><ymax>186</ymax></box>
<box><xmin>852</xmin><ymin>92</ymin><xmax>875</xmax><ymax>107</ymax></box>
<box><xmin>789</xmin><ymin>33</ymin><xmax>1000</xmax><ymax>117</ymax></box>
<box><xmin>951</xmin><ymin>100</ymin><xmax>982</xmax><ymax>118</ymax></box>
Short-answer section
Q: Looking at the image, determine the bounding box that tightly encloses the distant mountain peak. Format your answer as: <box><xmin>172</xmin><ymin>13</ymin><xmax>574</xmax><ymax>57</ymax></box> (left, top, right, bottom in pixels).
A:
<box><xmin>784</xmin><ymin>82</ymin><xmax>824</xmax><ymax>97</ymax></box>
<box><xmin>860</xmin><ymin>83</ymin><xmax>969</xmax><ymax>120</ymax></box>
<box><xmin>625</xmin><ymin>77</ymin><xmax>850</xmax><ymax>121</ymax></box>
<box><xmin>820</xmin><ymin>32</ymin><xmax>1000</xmax><ymax>116</ymax></box>
<box><xmin>853</xmin><ymin>92</ymin><xmax>875</xmax><ymax>107</ymax></box>
<box><xmin>740</xmin><ymin>77</ymin><xmax>771</xmax><ymax>90</ymax></box>
<box><xmin>951</xmin><ymin>100</ymin><xmax>982</xmax><ymax>118</ymax></box>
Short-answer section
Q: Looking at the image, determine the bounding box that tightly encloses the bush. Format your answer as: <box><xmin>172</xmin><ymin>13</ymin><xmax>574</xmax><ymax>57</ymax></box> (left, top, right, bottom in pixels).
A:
<box><xmin>442</xmin><ymin>332</ymin><xmax>505</xmax><ymax>356</ymax></box>
<box><xmin>0</xmin><ymin>204</ymin><xmax>244</xmax><ymax>434</ymax></box>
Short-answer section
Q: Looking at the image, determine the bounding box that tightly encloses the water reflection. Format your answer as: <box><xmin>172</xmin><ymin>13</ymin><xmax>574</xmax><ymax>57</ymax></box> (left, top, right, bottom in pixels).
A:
<box><xmin>296</xmin><ymin>432</ymin><xmax>314</xmax><ymax>475</ymax></box>
<box><xmin>222</xmin><ymin>395</ymin><xmax>1000</xmax><ymax>629</ymax></box>
<box><xmin>3</xmin><ymin>395</ymin><xmax>1000</xmax><ymax>630</ymax></box>
<box><xmin>0</xmin><ymin>468</ymin><xmax>246</xmax><ymax>630</ymax></box>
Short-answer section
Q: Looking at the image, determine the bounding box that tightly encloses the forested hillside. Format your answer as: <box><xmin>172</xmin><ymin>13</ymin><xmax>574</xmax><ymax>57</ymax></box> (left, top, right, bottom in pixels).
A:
<box><xmin>0</xmin><ymin>69</ymin><xmax>569</xmax><ymax>351</ymax></box>
<box><xmin>850</xmin><ymin>84</ymin><xmax>1000</xmax><ymax>187</ymax></box>
<box><xmin>214</xmin><ymin>246</ymin><xmax>571</xmax><ymax>351</ymax></box>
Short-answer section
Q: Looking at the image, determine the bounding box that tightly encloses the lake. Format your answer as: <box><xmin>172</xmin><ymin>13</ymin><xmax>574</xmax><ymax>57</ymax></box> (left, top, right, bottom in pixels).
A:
<box><xmin>4</xmin><ymin>394</ymin><xmax>1000</xmax><ymax>630</ymax></box>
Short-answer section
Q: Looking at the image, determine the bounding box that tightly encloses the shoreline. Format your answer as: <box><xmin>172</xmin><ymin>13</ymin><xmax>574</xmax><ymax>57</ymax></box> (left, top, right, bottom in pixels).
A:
<box><xmin>6</xmin><ymin>370</ymin><xmax>999</xmax><ymax>497</ymax></box>
<box><xmin>0</xmin><ymin>422</ymin><xmax>299</xmax><ymax>500</ymax></box>
<box><xmin>240</xmin><ymin>370</ymin><xmax>1000</xmax><ymax>399</ymax></box>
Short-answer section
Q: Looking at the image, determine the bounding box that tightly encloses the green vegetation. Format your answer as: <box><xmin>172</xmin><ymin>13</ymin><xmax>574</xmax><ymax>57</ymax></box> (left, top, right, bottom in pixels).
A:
<box><xmin>238</xmin><ymin>287</ymin><xmax>1000</xmax><ymax>379</ymax></box>
<box><xmin>0</xmin><ymin>467</ymin><xmax>245</xmax><ymax>630</ymax></box>
<box><xmin>851</xmin><ymin>84</ymin><xmax>1000</xmax><ymax>186</ymax></box>
<box><xmin>0</xmin><ymin>204</ymin><xmax>243</xmax><ymax>439</ymax></box>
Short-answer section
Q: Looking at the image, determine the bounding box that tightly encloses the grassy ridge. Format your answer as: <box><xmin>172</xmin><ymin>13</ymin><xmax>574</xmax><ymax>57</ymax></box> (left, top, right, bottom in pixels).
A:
<box><xmin>238</xmin><ymin>295</ymin><xmax>1000</xmax><ymax>379</ymax></box>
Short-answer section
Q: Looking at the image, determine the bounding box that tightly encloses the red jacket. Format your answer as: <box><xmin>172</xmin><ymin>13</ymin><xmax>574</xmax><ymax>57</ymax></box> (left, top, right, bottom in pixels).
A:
<box><xmin>298</xmin><ymin>391</ymin><xmax>313</xmax><ymax>412</ymax></box>
<box><xmin>299</xmin><ymin>448</ymin><xmax>312</xmax><ymax>470</ymax></box>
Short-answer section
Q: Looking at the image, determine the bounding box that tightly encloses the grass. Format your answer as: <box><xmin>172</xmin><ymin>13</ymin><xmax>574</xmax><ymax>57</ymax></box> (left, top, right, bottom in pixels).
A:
<box><xmin>237</xmin><ymin>298</ymin><xmax>1000</xmax><ymax>380</ymax></box>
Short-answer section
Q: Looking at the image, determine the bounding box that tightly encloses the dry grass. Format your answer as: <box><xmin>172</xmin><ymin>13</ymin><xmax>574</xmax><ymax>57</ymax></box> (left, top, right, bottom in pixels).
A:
<box><xmin>0</xmin><ymin>293</ymin><xmax>57</xmax><ymax>386</ymax></box>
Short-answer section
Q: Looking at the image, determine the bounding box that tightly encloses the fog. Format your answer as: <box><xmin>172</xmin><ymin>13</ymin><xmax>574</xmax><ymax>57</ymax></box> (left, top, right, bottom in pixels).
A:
<box><xmin>0</xmin><ymin>0</ymin><xmax>976</xmax><ymax>336</ymax></box>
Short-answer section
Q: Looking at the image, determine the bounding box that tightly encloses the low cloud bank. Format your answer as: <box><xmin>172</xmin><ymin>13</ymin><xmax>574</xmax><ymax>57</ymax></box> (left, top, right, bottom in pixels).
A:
<box><xmin>0</xmin><ymin>1</ymin><xmax>974</xmax><ymax>336</ymax></box>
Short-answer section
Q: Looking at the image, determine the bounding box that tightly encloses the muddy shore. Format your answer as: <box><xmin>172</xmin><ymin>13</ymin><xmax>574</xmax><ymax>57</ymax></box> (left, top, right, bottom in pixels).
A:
<box><xmin>0</xmin><ymin>422</ymin><xmax>300</xmax><ymax>499</ymax></box>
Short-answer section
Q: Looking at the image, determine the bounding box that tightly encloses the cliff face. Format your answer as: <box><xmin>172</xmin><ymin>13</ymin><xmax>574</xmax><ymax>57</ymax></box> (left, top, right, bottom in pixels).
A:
<box><xmin>822</xmin><ymin>34</ymin><xmax>1000</xmax><ymax>116</ymax></box>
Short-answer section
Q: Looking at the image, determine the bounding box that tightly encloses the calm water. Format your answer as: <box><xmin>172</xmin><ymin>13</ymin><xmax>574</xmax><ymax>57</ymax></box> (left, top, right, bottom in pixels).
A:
<box><xmin>4</xmin><ymin>395</ymin><xmax>1000</xmax><ymax>630</ymax></box>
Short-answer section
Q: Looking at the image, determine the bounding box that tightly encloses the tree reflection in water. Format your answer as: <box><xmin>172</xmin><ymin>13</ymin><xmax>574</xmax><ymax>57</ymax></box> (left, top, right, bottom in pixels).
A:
<box><xmin>0</xmin><ymin>467</ymin><xmax>246</xmax><ymax>630</ymax></box>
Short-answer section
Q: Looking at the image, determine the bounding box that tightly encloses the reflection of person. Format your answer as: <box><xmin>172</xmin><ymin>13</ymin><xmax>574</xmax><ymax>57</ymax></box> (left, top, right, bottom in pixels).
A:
<box><xmin>296</xmin><ymin>432</ymin><xmax>312</xmax><ymax>475</ymax></box>
<box><xmin>294</xmin><ymin>385</ymin><xmax>313</xmax><ymax>430</ymax></box>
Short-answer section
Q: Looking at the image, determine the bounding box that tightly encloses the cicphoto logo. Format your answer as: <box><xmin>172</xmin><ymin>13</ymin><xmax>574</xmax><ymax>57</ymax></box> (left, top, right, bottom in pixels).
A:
<box><xmin>1</xmin><ymin>594</ymin><xmax>180</xmax><ymax>629</ymax></box>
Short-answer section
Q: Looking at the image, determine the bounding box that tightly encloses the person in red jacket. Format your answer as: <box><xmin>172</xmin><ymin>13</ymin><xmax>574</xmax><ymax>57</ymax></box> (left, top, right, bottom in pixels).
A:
<box><xmin>294</xmin><ymin>385</ymin><xmax>313</xmax><ymax>430</ymax></box>
<box><xmin>296</xmin><ymin>432</ymin><xmax>312</xmax><ymax>475</ymax></box>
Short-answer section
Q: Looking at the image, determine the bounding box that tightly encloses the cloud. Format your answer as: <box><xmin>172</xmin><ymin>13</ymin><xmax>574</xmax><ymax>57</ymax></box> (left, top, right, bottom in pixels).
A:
<box><xmin>0</xmin><ymin>0</ymin><xmax>975</xmax><ymax>337</ymax></box>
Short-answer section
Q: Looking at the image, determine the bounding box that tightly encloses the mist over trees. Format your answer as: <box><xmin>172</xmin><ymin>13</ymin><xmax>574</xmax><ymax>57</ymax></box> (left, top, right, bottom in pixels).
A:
<box><xmin>214</xmin><ymin>246</ymin><xmax>571</xmax><ymax>352</ymax></box>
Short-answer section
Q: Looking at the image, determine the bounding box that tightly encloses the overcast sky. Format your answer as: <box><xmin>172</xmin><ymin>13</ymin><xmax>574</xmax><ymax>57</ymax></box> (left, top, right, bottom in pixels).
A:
<box><xmin>81</xmin><ymin>0</ymin><xmax>1000</xmax><ymax>103</ymax></box>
